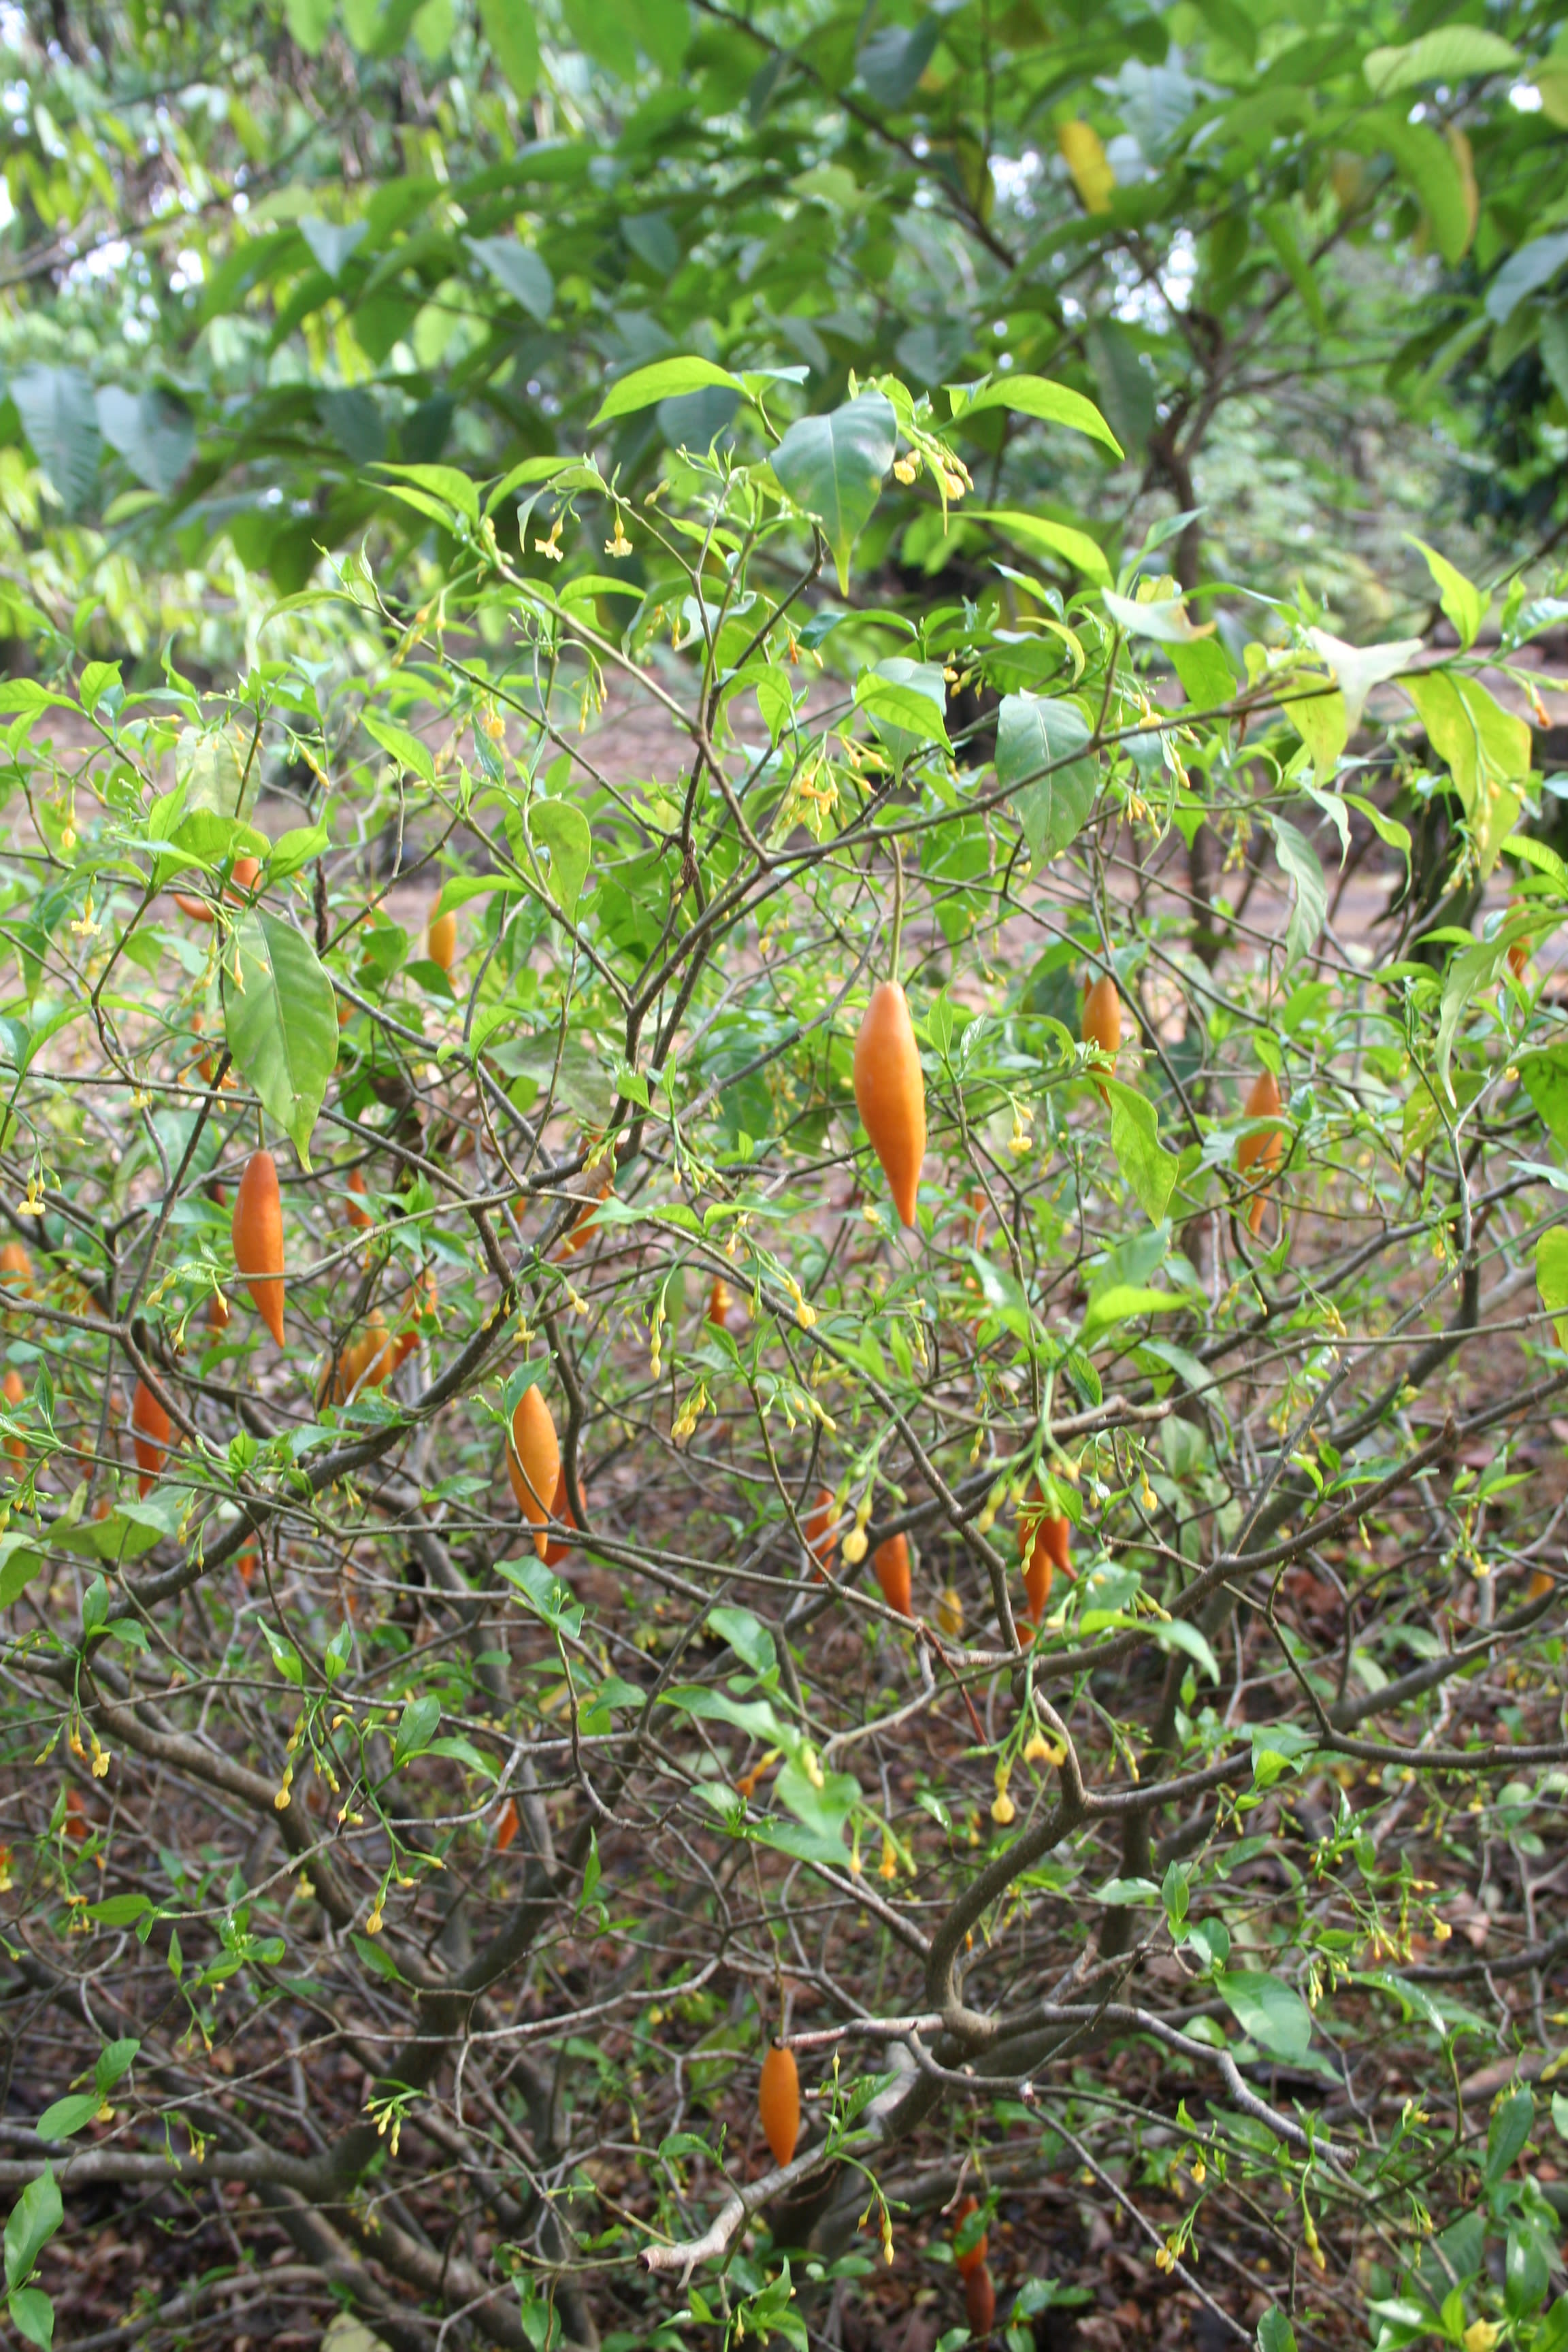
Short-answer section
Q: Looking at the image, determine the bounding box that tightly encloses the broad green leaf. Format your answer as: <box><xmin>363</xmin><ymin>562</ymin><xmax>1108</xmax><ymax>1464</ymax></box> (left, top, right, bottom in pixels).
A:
<box><xmin>708</xmin><ymin>1605</ymin><xmax>776</xmax><ymax>1676</ymax></box>
<box><xmin>284</xmin><ymin>0</ymin><xmax>333</xmax><ymax>49</ymax></box>
<box><xmin>1366</xmin><ymin>27</ymin><xmax>1519</xmax><ymax>96</ymax></box>
<box><xmin>957</xmin><ymin>375</ymin><xmax>1123</xmax><ymax>457</ymax></box>
<box><xmin>96</xmin><ymin>387</ymin><xmax>195</xmax><ymax>495</ymax></box>
<box><xmin>11</xmin><ymin>366</ymin><xmax>100</xmax><ymax>514</ymax></box>
<box><xmin>1434</xmin><ymin>928</ymin><xmax>1509</xmax><ymax>1098</ymax></box>
<box><xmin>531</xmin><ymin>798</ymin><xmax>592</xmax><ymax>919</ymax></box>
<box><xmin>973</xmin><ymin>509</ymin><xmax>1110</xmax><ymax>584</ymax></box>
<box><xmin>858</xmin><ymin>14</ymin><xmax>942</xmax><ymax>107</ymax></box>
<box><xmin>1486</xmin><ymin>231</ymin><xmax>1568</xmax><ymax>325</ymax></box>
<box><xmin>1170</xmin><ymin>636</ymin><xmax>1239</xmax><ymax>715</ymax></box>
<box><xmin>1105</xmin><ymin>1079</ymin><xmax>1179</xmax><ymax>1225</ymax></box>
<box><xmin>1486</xmin><ymin>2088</ymin><xmax>1535</xmax><ymax>2185</ymax></box>
<box><xmin>1215</xmin><ymin>1968</ymin><xmax>1313</xmax><ymax>2063</ymax></box>
<box><xmin>1272</xmin><ymin>816</ymin><xmax>1326</xmax><ymax>970</ymax></box>
<box><xmin>477</xmin><ymin>0</ymin><xmax>539</xmax><ymax>95</ymax></box>
<box><xmin>1371</xmin><ymin>112</ymin><xmax>1474</xmax><ymax>265</ymax></box>
<box><xmin>1280</xmin><ymin>674</ymin><xmax>1348</xmax><ymax>778</ymax></box>
<box><xmin>593</xmin><ymin>358</ymin><xmax>744</xmax><ymax>427</ymax></box>
<box><xmin>86</xmin><ymin>1893</ymin><xmax>151</xmax><ymax>1925</ymax></box>
<box><xmin>5</xmin><ymin>2168</ymin><xmax>62</xmax><ymax>2291</ymax></box>
<box><xmin>1081</xmin><ymin>1283</ymin><xmax>1184</xmax><ymax>1341</ymax></box>
<box><xmin>1256</xmin><ymin>2313</ymin><xmax>1297</xmax><ymax>2352</ymax></box>
<box><xmin>770</xmin><ymin>393</ymin><xmax>896</xmax><ymax>593</ymax></box>
<box><xmin>299</xmin><ymin>217</ymin><xmax>368</xmax><ymax>278</ymax></box>
<box><xmin>996</xmin><ymin>693</ymin><xmax>1097</xmax><ymax>860</ymax></box>
<box><xmin>1536</xmin><ymin>1228</ymin><xmax>1568</xmax><ymax>1346</ymax></box>
<box><xmin>1101</xmin><ymin>588</ymin><xmax>1213</xmax><ymax>643</ymax></box>
<box><xmin>392</xmin><ymin>1693</ymin><xmax>442</xmax><ymax>1764</ymax></box>
<box><xmin>858</xmin><ymin>657</ymin><xmax>951</xmax><ymax>769</ymax></box>
<box><xmin>466</xmin><ymin>235</ymin><xmax>554</xmax><ymax>321</ymax></box>
<box><xmin>1407</xmin><ymin>537</ymin><xmax>1486</xmax><ymax>648</ymax></box>
<box><xmin>222</xmin><ymin>912</ymin><xmax>339</xmax><ymax>1169</ymax></box>
<box><xmin>34</xmin><ymin>2093</ymin><xmax>101</xmax><ymax>2142</ymax></box>
<box><xmin>1403</xmin><ymin>671</ymin><xmax>1528</xmax><ymax>877</ymax></box>
<box><xmin>7</xmin><ymin>2287</ymin><xmax>53</xmax><ymax>2351</ymax></box>
<box><xmin>1154</xmin><ymin>1618</ymin><xmax>1220</xmax><ymax>1682</ymax></box>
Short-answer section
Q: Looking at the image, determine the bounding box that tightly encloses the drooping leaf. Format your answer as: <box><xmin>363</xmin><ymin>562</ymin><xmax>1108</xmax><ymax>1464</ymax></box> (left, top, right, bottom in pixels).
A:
<box><xmin>593</xmin><ymin>357</ymin><xmax>744</xmax><ymax>426</ymax></box>
<box><xmin>1407</xmin><ymin>537</ymin><xmax>1487</xmax><ymax>648</ymax></box>
<box><xmin>1365</xmin><ymin>27</ymin><xmax>1520</xmax><ymax>96</ymax></box>
<box><xmin>531</xmin><ymin>798</ymin><xmax>593</xmax><ymax>919</ymax></box>
<box><xmin>1271</xmin><ymin>816</ymin><xmax>1327</xmax><ymax>970</ymax></box>
<box><xmin>221</xmin><ymin>912</ymin><xmax>340</xmax><ymax>1169</ymax></box>
<box><xmin>1215</xmin><ymin>1968</ymin><xmax>1314</xmax><ymax>2062</ymax></box>
<box><xmin>857</xmin><ymin>14</ymin><xmax>942</xmax><ymax>107</ymax></box>
<box><xmin>95</xmin><ymin>387</ymin><xmax>195</xmax><ymax>495</ymax></box>
<box><xmin>1105</xmin><ymin>1079</ymin><xmax>1179</xmax><ymax>1226</ymax></box>
<box><xmin>973</xmin><ymin>509</ymin><xmax>1110</xmax><ymax>583</ymax></box>
<box><xmin>12</xmin><ymin>367</ymin><xmax>101</xmax><ymax>514</ymax></box>
<box><xmin>466</xmin><ymin>235</ymin><xmax>555</xmax><ymax>321</ymax></box>
<box><xmin>996</xmin><ymin>693</ymin><xmax>1097</xmax><ymax>861</ymax></box>
<box><xmin>1536</xmin><ymin>1228</ymin><xmax>1568</xmax><ymax>1347</ymax></box>
<box><xmin>476</xmin><ymin>0</ymin><xmax>540</xmax><ymax>95</ymax></box>
<box><xmin>770</xmin><ymin>393</ymin><xmax>896</xmax><ymax>593</ymax></box>
<box><xmin>299</xmin><ymin>218</ymin><xmax>368</xmax><ymax>278</ymax></box>
<box><xmin>956</xmin><ymin>374</ymin><xmax>1123</xmax><ymax>457</ymax></box>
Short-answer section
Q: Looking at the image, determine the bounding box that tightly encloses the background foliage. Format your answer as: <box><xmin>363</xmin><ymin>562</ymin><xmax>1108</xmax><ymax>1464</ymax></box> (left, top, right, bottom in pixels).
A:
<box><xmin>1</xmin><ymin>4</ymin><xmax>1568</xmax><ymax>2352</ymax></box>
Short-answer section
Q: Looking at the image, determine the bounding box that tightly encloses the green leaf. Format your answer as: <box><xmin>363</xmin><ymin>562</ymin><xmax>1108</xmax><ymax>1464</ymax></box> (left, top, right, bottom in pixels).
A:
<box><xmin>1152</xmin><ymin>1618</ymin><xmax>1221</xmax><ymax>1683</ymax></box>
<box><xmin>972</xmin><ymin>509</ymin><xmax>1110</xmax><ymax>584</ymax></box>
<box><xmin>593</xmin><ymin>358</ymin><xmax>744</xmax><ymax>427</ymax></box>
<box><xmin>996</xmin><ymin>693</ymin><xmax>1097</xmax><ymax>861</ymax></box>
<box><xmin>1371</xmin><ymin>112</ymin><xmax>1474</xmax><ymax>266</ymax></box>
<box><xmin>5</xmin><ymin>2168</ymin><xmax>62</xmax><ymax>2292</ymax></box>
<box><xmin>1170</xmin><ymin>636</ymin><xmax>1239</xmax><ymax>716</ymax></box>
<box><xmin>1486</xmin><ymin>232</ymin><xmax>1568</xmax><ymax>326</ymax></box>
<box><xmin>477</xmin><ymin>0</ymin><xmax>540</xmax><ymax>96</ymax></box>
<box><xmin>11</xmin><ymin>366</ymin><xmax>100</xmax><ymax>515</ymax></box>
<box><xmin>391</xmin><ymin>1693</ymin><xmax>442</xmax><ymax>1765</ymax></box>
<box><xmin>1403</xmin><ymin>671</ymin><xmax>1528</xmax><ymax>877</ymax></box>
<box><xmin>1081</xmin><ymin>1283</ymin><xmax>1184</xmax><ymax>1341</ymax></box>
<box><xmin>7</xmin><ymin>2287</ymin><xmax>53</xmax><ymax>2351</ymax></box>
<box><xmin>1104</xmin><ymin>1079</ymin><xmax>1179</xmax><ymax>1225</ymax></box>
<box><xmin>1486</xmin><ymin>2088</ymin><xmax>1535</xmax><ymax>2185</ymax></box>
<box><xmin>531</xmin><ymin>798</ymin><xmax>592</xmax><ymax>919</ymax></box>
<box><xmin>857</xmin><ymin>14</ymin><xmax>942</xmax><ymax>108</ymax></box>
<box><xmin>708</xmin><ymin>1605</ymin><xmax>777</xmax><ymax>1676</ymax></box>
<box><xmin>1434</xmin><ymin>928</ymin><xmax>1509</xmax><ymax>1100</ymax></box>
<box><xmin>1271</xmin><ymin>816</ymin><xmax>1326</xmax><ymax>970</ymax></box>
<box><xmin>1407</xmin><ymin>538</ymin><xmax>1486</xmax><ymax>649</ymax></box>
<box><xmin>1536</xmin><ymin>1230</ymin><xmax>1568</xmax><ymax>1347</ymax></box>
<box><xmin>96</xmin><ymin>387</ymin><xmax>195</xmax><ymax>495</ymax></box>
<box><xmin>221</xmin><ymin>911</ymin><xmax>339</xmax><ymax>1169</ymax></box>
<box><xmin>1280</xmin><ymin>675</ymin><xmax>1348</xmax><ymax>779</ymax></box>
<box><xmin>1101</xmin><ymin>588</ymin><xmax>1213</xmax><ymax>644</ymax></box>
<box><xmin>466</xmin><ymin>235</ymin><xmax>554</xmax><ymax>322</ymax></box>
<box><xmin>770</xmin><ymin>393</ymin><xmax>896</xmax><ymax>594</ymax></box>
<box><xmin>1256</xmin><ymin>2313</ymin><xmax>1297</xmax><ymax>2352</ymax></box>
<box><xmin>0</xmin><ymin>1539</ymin><xmax>44</xmax><ymax>1609</ymax></box>
<box><xmin>86</xmin><ymin>1893</ymin><xmax>151</xmax><ymax>1926</ymax></box>
<box><xmin>956</xmin><ymin>374</ymin><xmax>1123</xmax><ymax>457</ymax></box>
<box><xmin>33</xmin><ymin>2093</ymin><xmax>101</xmax><ymax>2142</ymax></box>
<box><xmin>858</xmin><ymin>657</ymin><xmax>951</xmax><ymax>768</ymax></box>
<box><xmin>351</xmin><ymin>1930</ymin><xmax>410</xmax><ymax>1983</ymax></box>
<box><xmin>259</xmin><ymin>1620</ymin><xmax>304</xmax><ymax>1685</ymax></box>
<box><xmin>283</xmin><ymin>0</ymin><xmax>333</xmax><ymax>50</ymax></box>
<box><xmin>1365</xmin><ymin>27</ymin><xmax>1519</xmax><ymax>96</ymax></box>
<box><xmin>1215</xmin><ymin>1969</ymin><xmax>1313</xmax><ymax>2063</ymax></box>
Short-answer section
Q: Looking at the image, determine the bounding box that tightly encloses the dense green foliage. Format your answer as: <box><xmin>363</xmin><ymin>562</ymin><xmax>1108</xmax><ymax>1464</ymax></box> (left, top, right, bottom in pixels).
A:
<box><xmin>1</xmin><ymin>7</ymin><xmax>1568</xmax><ymax>2352</ymax></box>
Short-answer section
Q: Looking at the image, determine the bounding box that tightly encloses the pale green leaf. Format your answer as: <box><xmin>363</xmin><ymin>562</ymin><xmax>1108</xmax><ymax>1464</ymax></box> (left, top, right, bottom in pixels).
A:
<box><xmin>221</xmin><ymin>912</ymin><xmax>339</xmax><ymax>1169</ymax></box>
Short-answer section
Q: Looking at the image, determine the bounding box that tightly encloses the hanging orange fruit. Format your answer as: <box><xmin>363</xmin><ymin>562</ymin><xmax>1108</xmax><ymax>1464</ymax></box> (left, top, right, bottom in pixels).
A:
<box><xmin>508</xmin><ymin>1384</ymin><xmax>561</xmax><ymax>1558</ymax></box>
<box><xmin>853</xmin><ymin>981</ymin><xmax>926</xmax><ymax>1227</ymax></box>
<box><xmin>131</xmin><ymin>1379</ymin><xmax>172</xmax><ymax>1495</ymax></box>
<box><xmin>542</xmin><ymin>1465</ymin><xmax>586</xmax><ymax>1567</ymax></box>
<box><xmin>1019</xmin><ymin>1495</ymin><xmax>1073</xmax><ymax>1622</ymax></box>
<box><xmin>953</xmin><ymin>2194</ymin><xmax>988</xmax><ymax>2278</ymax></box>
<box><xmin>232</xmin><ymin>1149</ymin><xmax>286</xmax><ymax>1345</ymax></box>
<box><xmin>759</xmin><ymin>2042</ymin><xmax>800</xmax><ymax>2166</ymax></box>
<box><xmin>1237</xmin><ymin>1068</ymin><xmax>1284</xmax><ymax>1237</ymax></box>
<box><xmin>872</xmin><ymin>1531</ymin><xmax>913</xmax><ymax>1616</ymax></box>
<box><xmin>2</xmin><ymin>1367</ymin><xmax>23</xmax><ymax>1469</ymax></box>
<box><xmin>1082</xmin><ymin>973</ymin><xmax>1121</xmax><ymax>1100</ymax></box>
<box><xmin>427</xmin><ymin>906</ymin><xmax>457</xmax><ymax>972</ymax></box>
<box><xmin>346</xmin><ymin>1166</ymin><xmax>374</xmax><ymax>1230</ymax></box>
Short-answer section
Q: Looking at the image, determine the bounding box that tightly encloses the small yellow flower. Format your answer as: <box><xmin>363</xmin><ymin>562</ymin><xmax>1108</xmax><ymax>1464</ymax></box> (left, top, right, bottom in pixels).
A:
<box><xmin>936</xmin><ymin>1586</ymin><xmax>964</xmax><ymax>1638</ymax></box>
<box><xmin>893</xmin><ymin>454</ymin><xmax>919</xmax><ymax>485</ymax></box>
<box><xmin>1433</xmin><ymin>1918</ymin><xmax>1452</xmax><ymax>1942</ymax></box>
<box><xmin>534</xmin><ymin>517</ymin><xmax>564</xmax><ymax>561</ymax></box>
<box><xmin>841</xmin><ymin>1527</ymin><xmax>868</xmax><ymax>1565</ymax></box>
<box><xmin>90</xmin><ymin>1741</ymin><xmax>110</xmax><ymax>1780</ymax></box>
<box><xmin>365</xmin><ymin>1904</ymin><xmax>384</xmax><ymax>1936</ymax></box>
<box><xmin>879</xmin><ymin>1836</ymin><xmax>898</xmax><ymax>1882</ymax></box>
<box><xmin>1463</xmin><ymin>2323</ymin><xmax>1501</xmax><ymax>2351</ymax></box>
<box><xmin>1191</xmin><ymin>2159</ymin><xmax>1205</xmax><ymax>2185</ymax></box>
<box><xmin>605</xmin><ymin>517</ymin><xmax>633</xmax><ymax>557</ymax></box>
<box><xmin>991</xmin><ymin>1790</ymin><xmax>1015</xmax><ymax>1826</ymax></box>
<box><xmin>1024</xmin><ymin>1731</ymin><xmax>1051</xmax><ymax>1764</ymax></box>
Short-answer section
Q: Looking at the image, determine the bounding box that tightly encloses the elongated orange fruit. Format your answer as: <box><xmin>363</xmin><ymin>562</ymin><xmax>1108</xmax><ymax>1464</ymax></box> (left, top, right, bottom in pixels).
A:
<box><xmin>495</xmin><ymin>1796</ymin><xmax>521</xmax><ymax>1852</ymax></box>
<box><xmin>964</xmin><ymin>2261</ymin><xmax>996</xmax><ymax>2338</ymax></box>
<box><xmin>759</xmin><ymin>2042</ymin><xmax>800</xmax><ymax>2167</ymax></box>
<box><xmin>1020</xmin><ymin>1499</ymin><xmax>1073</xmax><ymax>1622</ymax></box>
<box><xmin>558</xmin><ymin>1177</ymin><xmax>611</xmax><ymax>1259</ymax></box>
<box><xmin>953</xmin><ymin>2193</ymin><xmax>988</xmax><ymax>2278</ymax></box>
<box><xmin>853</xmin><ymin>981</ymin><xmax>925</xmax><ymax>1227</ymax></box>
<box><xmin>427</xmin><ymin>908</ymin><xmax>457</xmax><ymax>972</ymax></box>
<box><xmin>542</xmin><ymin>1465</ymin><xmax>585</xmax><ymax>1567</ymax></box>
<box><xmin>1238</xmin><ymin>1068</ymin><xmax>1284</xmax><ymax>1237</ymax></box>
<box><xmin>174</xmin><ymin>854</ymin><xmax>261</xmax><ymax>924</ymax></box>
<box><xmin>393</xmin><ymin>1269</ymin><xmax>438</xmax><ymax>1368</ymax></box>
<box><xmin>3</xmin><ymin>1367</ymin><xmax>23</xmax><ymax>1469</ymax></box>
<box><xmin>872</xmin><ymin>1531</ymin><xmax>913</xmax><ymax>1617</ymax></box>
<box><xmin>131</xmin><ymin>1379</ymin><xmax>172</xmax><ymax>1495</ymax></box>
<box><xmin>1082</xmin><ymin>973</ymin><xmax>1121</xmax><ymax>1099</ymax></box>
<box><xmin>803</xmin><ymin>1488</ymin><xmax>837</xmax><ymax>1579</ymax></box>
<box><xmin>0</xmin><ymin>1242</ymin><xmax>33</xmax><ymax>1296</ymax></box>
<box><xmin>508</xmin><ymin>1384</ymin><xmax>561</xmax><ymax>1558</ymax></box>
<box><xmin>232</xmin><ymin>1149</ymin><xmax>285</xmax><ymax>1345</ymax></box>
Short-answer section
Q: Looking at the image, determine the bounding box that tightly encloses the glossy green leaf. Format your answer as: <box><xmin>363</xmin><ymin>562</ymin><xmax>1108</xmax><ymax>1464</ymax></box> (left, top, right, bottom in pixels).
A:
<box><xmin>222</xmin><ymin>913</ymin><xmax>339</xmax><ymax>1169</ymax></box>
